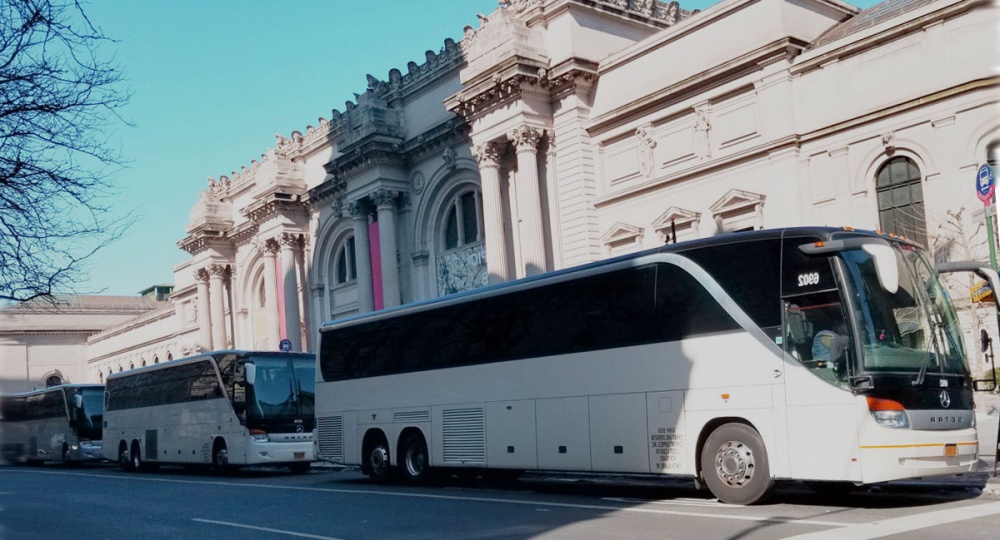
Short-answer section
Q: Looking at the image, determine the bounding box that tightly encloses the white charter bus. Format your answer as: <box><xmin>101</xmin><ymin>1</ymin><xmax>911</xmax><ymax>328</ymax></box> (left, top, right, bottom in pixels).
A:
<box><xmin>314</xmin><ymin>227</ymin><xmax>979</xmax><ymax>504</ymax></box>
<box><xmin>103</xmin><ymin>350</ymin><xmax>315</xmax><ymax>473</ymax></box>
<box><xmin>0</xmin><ymin>384</ymin><xmax>104</xmax><ymax>464</ymax></box>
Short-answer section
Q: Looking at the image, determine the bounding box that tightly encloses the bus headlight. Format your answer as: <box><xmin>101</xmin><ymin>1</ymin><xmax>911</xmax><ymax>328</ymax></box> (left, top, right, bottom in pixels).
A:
<box><xmin>866</xmin><ymin>396</ymin><xmax>910</xmax><ymax>429</ymax></box>
<box><xmin>250</xmin><ymin>429</ymin><xmax>270</xmax><ymax>443</ymax></box>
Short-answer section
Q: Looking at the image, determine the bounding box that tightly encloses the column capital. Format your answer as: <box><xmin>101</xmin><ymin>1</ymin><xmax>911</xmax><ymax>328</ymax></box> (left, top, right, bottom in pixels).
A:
<box><xmin>207</xmin><ymin>263</ymin><xmax>228</xmax><ymax>278</ymax></box>
<box><xmin>194</xmin><ymin>268</ymin><xmax>210</xmax><ymax>282</ymax></box>
<box><xmin>347</xmin><ymin>199</ymin><xmax>369</xmax><ymax>220</ymax></box>
<box><xmin>508</xmin><ymin>125</ymin><xmax>542</xmax><ymax>151</ymax></box>
<box><xmin>280</xmin><ymin>232</ymin><xmax>303</xmax><ymax>249</ymax></box>
<box><xmin>253</xmin><ymin>236</ymin><xmax>280</xmax><ymax>256</ymax></box>
<box><xmin>372</xmin><ymin>188</ymin><xmax>399</xmax><ymax>211</ymax></box>
<box><xmin>473</xmin><ymin>142</ymin><xmax>502</xmax><ymax>167</ymax></box>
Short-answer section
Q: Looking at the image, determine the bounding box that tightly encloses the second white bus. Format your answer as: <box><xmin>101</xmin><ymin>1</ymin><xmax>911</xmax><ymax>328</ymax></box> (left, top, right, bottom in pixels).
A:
<box><xmin>103</xmin><ymin>350</ymin><xmax>315</xmax><ymax>473</ymax></box>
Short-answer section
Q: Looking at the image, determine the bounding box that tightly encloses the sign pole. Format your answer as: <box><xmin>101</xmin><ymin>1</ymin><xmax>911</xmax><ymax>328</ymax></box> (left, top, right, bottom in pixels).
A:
<box><xmin>977</xmin><ymin>164</ymin><xmax>997</xmax><ymax>270</ymax></box>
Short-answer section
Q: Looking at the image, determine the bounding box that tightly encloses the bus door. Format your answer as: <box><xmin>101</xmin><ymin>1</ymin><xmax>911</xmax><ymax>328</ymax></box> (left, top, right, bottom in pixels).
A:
<box><xmin>780</xmin><ymin>237</ymin><xmax>861</xmax><ymax>481</ymax></box>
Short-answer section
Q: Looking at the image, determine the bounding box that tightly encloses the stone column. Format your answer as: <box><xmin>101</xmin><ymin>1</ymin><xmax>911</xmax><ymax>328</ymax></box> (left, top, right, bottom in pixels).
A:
<box><xmin>194</xmin><ymin>268</ymin><xmax>212</xmax><ymax>352</ymax></box>
<box><xmin>280</xmin><ymin>233</ymin><xmax>302</xmax><ymax>351</ymax></box>
<box><xmin>508</xmin><ymin>125</ymin><xmax>547</xmax><ymax>276</ymax></box>
<box><xmin>260</xmin><ymin>238</ymin><xmax>281</xmax><ymax>349</ymax></box>
<box><xmin>349</xmin><ymin>200</ymin><xmax>375</xmax><ymax>313</ymax></box>
<box><xmin>207</xmin><ymin>264</ymin><xmax>228</xmax><ymax>350</ymax></box>
<box><xmin>373</xmin><ymin>188</ymin><xmax>401</xmax><ymax>308</ymax></box>
<box><xmin>473</xmin><ymin>142</ymin><xmax>511</xmax><ymax>283</ymax></box>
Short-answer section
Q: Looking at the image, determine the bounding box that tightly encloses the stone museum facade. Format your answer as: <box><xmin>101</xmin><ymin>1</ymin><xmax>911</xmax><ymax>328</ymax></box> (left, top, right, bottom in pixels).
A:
<box><xmin>3</xmin><ymin>0</ymin><xmax>997</xmax><ymax>387</ymax></box>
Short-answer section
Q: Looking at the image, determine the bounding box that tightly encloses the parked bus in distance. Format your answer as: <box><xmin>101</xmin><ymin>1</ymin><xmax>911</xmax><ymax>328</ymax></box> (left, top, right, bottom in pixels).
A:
<box><xmin>315</xmin><ymin>227</ymin><xmax>978</xmax><ymax>504</ymax></box>
<box><xmin>103</xmin><ymin>350</ymin><xmax>315</xmax><ymax>473</ymax></box>
<box><xmin>0</xmin><ymin>384</ymin><xmax>104</xmax><ymax>464</ymax></box>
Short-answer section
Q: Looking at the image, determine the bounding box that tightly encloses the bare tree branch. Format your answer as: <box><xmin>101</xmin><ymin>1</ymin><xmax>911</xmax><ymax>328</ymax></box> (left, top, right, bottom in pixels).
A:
<box><xmin>0</xmin><ymin>0</ymin><xmax>134</xmax><ymax>303</ymax></box>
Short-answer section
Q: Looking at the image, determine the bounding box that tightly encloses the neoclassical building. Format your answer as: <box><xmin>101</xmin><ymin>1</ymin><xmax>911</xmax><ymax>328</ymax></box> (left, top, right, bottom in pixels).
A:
<box><xmin>74</xmin><ymin>0</ymin><xmax>1000</xmax><ymax>382</ymax></box>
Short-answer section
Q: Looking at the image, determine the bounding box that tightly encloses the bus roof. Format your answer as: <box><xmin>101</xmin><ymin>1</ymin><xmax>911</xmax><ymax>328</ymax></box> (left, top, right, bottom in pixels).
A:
<box><xmin>318</xmin><ymin>226</ymin><xmax>917</xmax><ymax>332</ymax></box>
<box><xmin>105</xmin><ymin>349</ymin><xmax>316</xmax><ymax>382</ymax></box>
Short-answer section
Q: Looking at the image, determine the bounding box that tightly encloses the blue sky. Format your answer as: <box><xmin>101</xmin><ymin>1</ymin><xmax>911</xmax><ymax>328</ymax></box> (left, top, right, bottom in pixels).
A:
<box><xmin>76</xmin><ymin>0</ymin><xmax>880</xmax><ymax>297</ymax></box>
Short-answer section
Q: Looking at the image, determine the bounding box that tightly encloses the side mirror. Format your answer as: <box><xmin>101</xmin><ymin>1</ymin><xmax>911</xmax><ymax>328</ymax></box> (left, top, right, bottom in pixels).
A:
<box><xmin>981</xmin><ymin>329</ymin><xmax>991</xmax><ymax>354</ymax></box>
<box><xmin>73</xmin><ymin>394</ymin><xmax>83</xmax><ymax>409</ymax></box>
<box><xmin>245</xmin><ymin>364</ymin><xmax>256</xmax><ymax>386</ymax></box>
<box><xmin>863</xmin><ymin>244</ymin><xmax>899</xmax><ymax>294</ymax></box>
<box><xmin>974</xmin><ymin>379</ymin><xmax>998</xmax><ymax>392</ymax></box>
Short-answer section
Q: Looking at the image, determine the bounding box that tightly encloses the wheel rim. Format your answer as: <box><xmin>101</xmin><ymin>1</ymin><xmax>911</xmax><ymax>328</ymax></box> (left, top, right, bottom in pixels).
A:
<box><xmin>405</xmin><ymin>444</ymin><xmax>427</xmax><ymax>477</ymax></box>
<box><xmin>713</xmin><ymin>440</ymin><xmax>755</xmax><ymax>488</ymax></box>
<box><xmin>215</xmin><ymin>447</ymin><xmax>228</xmax><ymax>467</ymax></box>
<box><xmin>119</xmin><ymin>449</ymin><xmax>129</xmax><ymax>468</ymax></box>
<box><xmin>132</xmin><ymin>446</ymin><xmax>140</xmax><ymax>469</ymax></box>
<box><xmin>369</xmin><ymin>445</ymin><xmax>389</xmax><ymax>477</ymax></box>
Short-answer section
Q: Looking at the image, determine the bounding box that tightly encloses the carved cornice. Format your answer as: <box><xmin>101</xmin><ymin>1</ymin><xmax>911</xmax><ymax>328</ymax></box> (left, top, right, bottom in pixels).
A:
<box><xmin>324</xmin><ymin>139</ymin><xmax>406</xmax><ymax>180</ymax></box>
<box><xmin>241</xmin><ymin>197</ymin><xmax>308</xmax><ymax>225</ymax></box>
<box><xmin>177</xmin><ymin>231</ymin><xmax>230</xmax><ymax>256</ymax></box>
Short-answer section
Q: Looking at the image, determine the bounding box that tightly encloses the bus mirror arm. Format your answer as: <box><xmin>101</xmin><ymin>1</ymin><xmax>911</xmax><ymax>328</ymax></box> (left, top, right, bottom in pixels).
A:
<box><xmin>850</xmin><ymin>376</ymin><xmax>873</xmax><ymax>391</ymax></box>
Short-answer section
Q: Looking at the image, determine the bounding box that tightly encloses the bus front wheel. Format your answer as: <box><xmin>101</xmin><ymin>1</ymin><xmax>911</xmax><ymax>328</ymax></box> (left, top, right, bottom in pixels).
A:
<box><xmin>118</xmin><ymin>442</ymin><xmax>131</xmax><ymax>472</ymax></box>
<box><xmin>364</xmin><ymin>438</ymin><xmax>393</xmax><ymax>483</ymax></box>
<box><xmin>130</xmin><ymin>441</ymin><xmax>142</xmax><ymax>471</ymax></box>
<box><xmin>401</xmin><ymin>432</ymin><xmax>430</xmax><ymax>483</ymax></box>
<box><xmin>700</xmin><ymin>423</ymin><xmax>773</xmax><ymax>505</ymax></box>
<box><xmin>212</xmin><ymin>439</ymin><xmax>229</xmax><ymax>474</ymax></box>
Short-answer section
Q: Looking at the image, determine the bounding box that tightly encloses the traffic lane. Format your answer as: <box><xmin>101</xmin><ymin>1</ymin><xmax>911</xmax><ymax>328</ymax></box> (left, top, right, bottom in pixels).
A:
<box><xmin>0</xmin><ymin>465</ymin><xmax>995</xmax><ymax>540</ymax></box>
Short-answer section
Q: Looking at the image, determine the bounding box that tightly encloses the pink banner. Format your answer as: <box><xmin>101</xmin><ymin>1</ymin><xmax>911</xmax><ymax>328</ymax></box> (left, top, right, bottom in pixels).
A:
<box><xmin>369</xmin><ymin>221</ymin><xmax>383</xmax><ymax>310</ymax></box>
<box><xmin>275</xmin><ymin>256</ymin><xmax>287</xmax><ymax>340</ymax></box>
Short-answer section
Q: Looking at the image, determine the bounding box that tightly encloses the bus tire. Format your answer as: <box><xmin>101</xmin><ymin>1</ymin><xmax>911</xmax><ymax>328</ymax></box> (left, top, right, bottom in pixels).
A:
<box><xmin>62</xmin><ymin>444</ymin><xmax>69</xmax><ymax>465</ymax></box>
<box><xmin>212</xmin><ymin>439</ymin><xmax>229</xmax><ymax>474</ymax></box>
<box><xmin>700</xmin><ymin>423</ymin><xmax>773</xmax><ymax>505</ymax></box>
<box><xmin>118</xmin><ymin>442</ymin><xmax>131</xmax><ymax>471</ymax></box>
<box><xmin>363</xmin><ymin>437</ymin><xmax>393</xmax><ymax>483</ymax></box>
<box><xmin>400</xmin><ymin>432</ymin><xmax>431</xmax><ymax>483</ymax></box>
<box><xmin>130</xmin><ymin>441</ymin><xmax>142</xmax><ymax>471</ymax></box>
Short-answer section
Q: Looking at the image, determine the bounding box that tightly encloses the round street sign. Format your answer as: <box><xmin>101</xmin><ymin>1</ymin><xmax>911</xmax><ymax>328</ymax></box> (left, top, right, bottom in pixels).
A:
<box><xmin>977</xmin><ymin>164</ymin><xmax>995</xmax><ymax>203</ymax></box>
<box><xmin>279</xmin><ymin>338</ymin><xmax>292</xmax><ymax>352</ymax></box>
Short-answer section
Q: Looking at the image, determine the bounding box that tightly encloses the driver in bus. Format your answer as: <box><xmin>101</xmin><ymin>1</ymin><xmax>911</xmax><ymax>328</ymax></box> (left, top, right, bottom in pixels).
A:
<box><xmin>812</xmin><ymin>322</ymin><xmax>849</xmax><ymax>379</ymax></box>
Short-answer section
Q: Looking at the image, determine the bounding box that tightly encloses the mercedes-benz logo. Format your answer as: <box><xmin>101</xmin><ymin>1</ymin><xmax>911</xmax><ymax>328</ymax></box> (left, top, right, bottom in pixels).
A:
<box><xmin>295</xmin><ymin>424</ymin><xmax>304</xmax><ymax>433</ymax></box>
<box><xmin>939</xmin><ymin>390</ymin><xmax>951</xmax><ymax>409</ymax></box>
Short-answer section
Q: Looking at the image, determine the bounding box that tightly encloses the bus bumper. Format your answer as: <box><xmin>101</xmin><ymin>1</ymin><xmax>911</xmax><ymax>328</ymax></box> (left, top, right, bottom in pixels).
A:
<box><xmin>247</xmin><ymin>440</ymin><xmax>314</xmax><ymax>466</ymax></box>
<box><xmin>858</xmin><ymin>428</ymin><xmax>979</xmax><ymax>484</ymax></box>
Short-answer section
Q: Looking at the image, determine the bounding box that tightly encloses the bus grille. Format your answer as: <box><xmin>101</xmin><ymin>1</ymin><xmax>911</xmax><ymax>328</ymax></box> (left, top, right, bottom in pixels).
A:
<box><xmin>317</xmin><ymin>416</ymin><xmax>344</xmax><ymax>462</ymax></box>
<box><xmin>442</xmin><ymin>407</ymin><xmax>485</xmax><ymax>465</ymax></box>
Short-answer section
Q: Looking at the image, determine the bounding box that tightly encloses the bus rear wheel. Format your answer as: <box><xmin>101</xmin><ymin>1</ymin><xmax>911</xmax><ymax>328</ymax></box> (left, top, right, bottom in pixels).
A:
<box><xmin>700</xmin><ymin>423</ymin><xmax>773</xmax><ymax>505</ymax></box>
<box><xmin>401</xmin><ymin>432</ymin><xmax>431</xmax><ymax>483</ymax></box>
<box><xmin>118</xmin><ymin>442</ymin><xmax>131</xmax><ymax>471</ymax></box>
<box><xmin>364</xmin><ymin>438</ymin><xmax>393</xmax><ymax>483</ymax></box>
<box><xmin>130</xmin><ymin>441</ymin><xmax>142</xmax><ymax>471</ymax></box>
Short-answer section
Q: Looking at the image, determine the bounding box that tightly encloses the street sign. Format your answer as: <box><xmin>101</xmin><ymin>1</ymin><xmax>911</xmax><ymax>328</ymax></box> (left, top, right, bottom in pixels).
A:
<box><xmin>971</xmin><ymin>280</ymin><xmax>995</xmax><ymax>303</ymax></box>
<box><xmin>977</xmin><ymin>164</ymin><xmax>995</xmax><ymax>203</ymax></box>
<box><xmin>279</xmin><ymin>338</ymin><xmax>292</xmax><ymax>352</ymax></box>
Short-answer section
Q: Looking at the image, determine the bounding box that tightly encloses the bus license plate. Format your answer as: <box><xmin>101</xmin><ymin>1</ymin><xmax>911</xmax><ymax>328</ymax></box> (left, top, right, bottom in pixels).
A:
<box><xmin>944</xmin><ymin>444</ymin><xmax>957</xmax><ymax>457</ymax></box>
<box><xmin>294</xmin><ymin>452</ymin><xmax>305</xmax><ymax>460</ymax></box>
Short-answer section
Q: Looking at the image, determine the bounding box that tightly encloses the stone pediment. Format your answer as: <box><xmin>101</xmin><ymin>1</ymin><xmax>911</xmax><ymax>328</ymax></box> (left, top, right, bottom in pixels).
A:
<box><xmin>652</xmin><ymin>206</ymin><xmax>700</xmax><ymax>229</ymax></box>
<box><xmin>710</xmin><ymin>189</ymin><xmax>765</xmax><ymax>216</ymax></box>
<box><xmin>601</xmin><ymin>221</ymin><xmax>644</xmax><ymax>244</ymax></box>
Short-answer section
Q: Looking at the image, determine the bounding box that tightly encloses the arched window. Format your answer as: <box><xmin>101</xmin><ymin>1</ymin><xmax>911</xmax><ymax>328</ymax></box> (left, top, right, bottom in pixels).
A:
<box><xmin>152</xmin><ymin>355</ymin><xmax>159</xmax><ymax>365</ymax></box>
<box><xmin>443</xmin><ymin>190</ymin><xmax>483</xmax><ymax>250</ymax></box>
<box><xmin>99</xmin><ymin>372</ymin><xmax>104</xmax><ymax>383</ymax></box>
<box><xmin>876</xmin><ymin>156</ymin><xmax>926</xmax><ymax>246</ymax></box>
<box><xmin>334</xmin><ymin>236</ymin><xmax>357</xmax><ymax>285</ymax></box>
<box><xmin>141</xmin><ymin>359</ymin><xmax>147</xmax><ymax>367</ymax></box>
<box><xmin>166</xmin><ymin>353</ymin><xmax>172</xmax><ymax>361</ymax></box>
<box><xmin>45</xmin><ymin>374</ymin><xmax>62</xmax><ymax>388</ymax></box>
<box><xmin>129</xmin><ymin>362</ymin><xmax>135</xmax><ymax>370</ymax></box>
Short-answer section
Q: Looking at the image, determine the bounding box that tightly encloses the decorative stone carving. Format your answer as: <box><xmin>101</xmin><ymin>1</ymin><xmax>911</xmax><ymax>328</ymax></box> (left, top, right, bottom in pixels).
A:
<box><xmin>508</xmin><ymin>125</ymin><xmax>542</xmax><ymax>150</ymax></box>
<box><xmin>473</xmin><ymin>143</ymin><xmax>502</xmax><ymax>167</ymax></box>
<box><xmin>280</xmin><ymin>232</ymin><xmax>302</xmax><ymax>249</ymax></box>
<box><xmin>194</xmin><ymin>268</ymin><xmax>210</xmax><ymax>282</ymax></box>
<box><xmin>207</xmin><ymin>264</ymin><xmax>228</xmax><ymax>278</ymax></box>
<box><xmin>882</xmin><ymin>131</ymin><xmax>896</xmax><ymax>155</ymax></box>
<box><xmin>442</xmin><ymin>147</ymin><xmax>457</xmax><ymax>169</ymax></box>
<box><xmin>693</xmin><ymin>106</ymin><xmax>712</xmax><ymax>160</ymax></box>
<box><xmin>636</xmin><ymin>123</ymin><xmax>657</xmax><ymax>178</ymax></box>
<box><xmin>411</xmin><ymin>172</ymin><xmax>426</xmax><ymax>195</ymax></box>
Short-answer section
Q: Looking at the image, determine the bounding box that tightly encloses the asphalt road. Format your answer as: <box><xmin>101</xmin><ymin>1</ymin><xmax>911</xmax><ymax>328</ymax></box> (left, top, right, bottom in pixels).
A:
<box><xmin>2</xmin><ymin>463</ymin><xmax>999</xmax><ymax>540</ymax></box>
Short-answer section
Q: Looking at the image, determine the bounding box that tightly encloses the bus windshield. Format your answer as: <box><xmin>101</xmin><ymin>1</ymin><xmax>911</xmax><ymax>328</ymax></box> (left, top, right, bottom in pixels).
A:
<box><xmin>246</xmin><ymin>355</ymin><xmax>315</xmax><ymax>419</ymax></box>
<box><xmin>76</xmin><ymin>387</ymin><xmax>104</xmax><ymax>439</ymax></box>
<box><xmin>840</xmin><ymin>244</ymin><xmax>968</xmax><ymax>376</ymax></box>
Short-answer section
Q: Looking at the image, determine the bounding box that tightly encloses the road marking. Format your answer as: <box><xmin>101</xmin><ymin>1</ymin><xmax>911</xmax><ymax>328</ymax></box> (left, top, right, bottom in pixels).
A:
<box><xmin>193</xmin><ymin>518</ymin><xmax>345</xmax><ymax>540</ymax></box>
<box><xmin>2</xmin><ymin>469</ymin><xmax>849</xmax><ymax>528</ymax></box>
<box><xmin>785</xmin><ymin>500</ymin><xmax>1000</xmax><ymax>539</ymax></box>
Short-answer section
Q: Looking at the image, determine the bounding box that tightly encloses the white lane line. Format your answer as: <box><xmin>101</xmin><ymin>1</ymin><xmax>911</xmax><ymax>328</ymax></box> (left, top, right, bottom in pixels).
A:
<box><xmin>785</xmin><ymin>500</ymin><xmax>1000</xmax><ymax>540</ymax></box>
<box><xmin>193</xmin><ymin>518</ymin><xmax>346</xmax><ymax>540</ymax></box>
<box><xmin>9</xmin><ymin>469</ymin><xmax>847</xmax><ymax>528</ymax></box>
